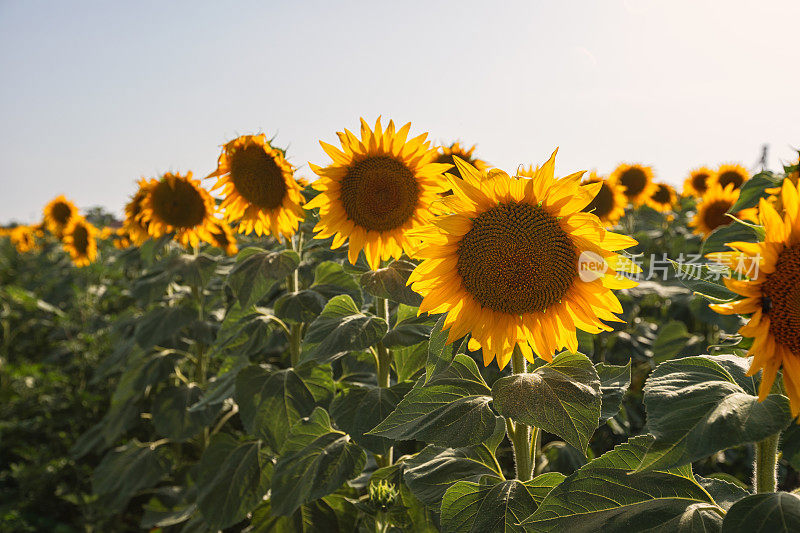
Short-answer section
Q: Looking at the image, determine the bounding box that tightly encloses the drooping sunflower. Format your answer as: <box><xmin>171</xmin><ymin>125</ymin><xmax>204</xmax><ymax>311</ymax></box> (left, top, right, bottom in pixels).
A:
<box><xmin>43</xmin><ymin>195</ymin><xmax>79</xmax><ymax>238</ymax></box>
<box><xmin>690</xmin><ymin>183</ymin><xmax>757</xmax><ymax>239</ymax></box>
<box><xmin>646</xmin><ymin>183</ymin><xmax>678</xmax><ymax>213</ymax></box>
<box><xmin>435</xmin><ymin>142</ymin><xmax>489</xmax><ymax>181</ymax></box>
<box><xmin>580</xmin><ymin>171</ymin><xmax>627</xmax><ymax>227</ymax></box>
<box><xmin>62</xmin><ymin>217</ymin><xmax>99</xmax><ymax>267</ymax></box>
<box><xmin>204</xmin><ymin>218</ymin><xmax>239</xmax><ymax>256</ymax></box>
<box><xmin>609</xmin><ymin>163</ymin><xmax>657</xmax><ymax>207</ymax></box>
<box><xmin>712</xmin><ymin>163</ymin><xmax>749</xmax><ymax>190</ymax></box>
<box><xmin>123</xmin><ymin>179</ymin><xmax>153</xmax><ymax>245</ymax></box>
<box><xmin>306</xmin><ymin>118</ymin><xmax>452</xmax><ymax>269</ymax></box>
<box><xmin>207</xmin><ymin>134</ymin><xmax>305</xmax><ymax>240</ymax></box>
<box><xmin>139</xmin><ymin>172</ymin><xmax>217</xmax><ymax>248</ymax></box>
<box><xmin>683</xmin><ymin>167</ymin><xmax>714</xmax><ymax>197</ymax></box>
<box><xmin>10</xmin><ymin>226</ymin><xmax>37</xmax><ymax>253</ymax></box>
<box><xmin>408</xmin><ymin>151</ymin><xmax>639</xmax><ymax>369</ymax></box>
<box><xmin>708</xmin><ymin>179</ymin><xmax>800</xmax><ymax>416</ymax></box>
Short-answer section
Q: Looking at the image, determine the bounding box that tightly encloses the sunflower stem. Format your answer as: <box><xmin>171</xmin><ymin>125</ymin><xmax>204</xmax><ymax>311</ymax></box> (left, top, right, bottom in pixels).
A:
<box><xmin>287</xmin><ymin>234</ymin><xmax>304</xmax><ymax>367</ymax></box>
<box><xmin>509</xmin><ymin>347</ymin><xmax>535</xmax><ymax>481</ymax></box>
<box><xmin>375</xmin><ymin>297</ymin><xmax>392</xmax><ymax>388</ymax></box>
<box><xmin>754</xmin><ymin>433</ymin><xmax>780</xmax><ymax>493</ymax></box>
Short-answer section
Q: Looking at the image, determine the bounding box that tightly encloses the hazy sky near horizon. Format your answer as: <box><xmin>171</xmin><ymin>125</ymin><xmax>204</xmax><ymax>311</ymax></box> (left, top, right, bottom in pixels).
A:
<box><xmin>1</xmin><ymin>0</ymin><xmax>799</xmax><ymax>223</ymax></box>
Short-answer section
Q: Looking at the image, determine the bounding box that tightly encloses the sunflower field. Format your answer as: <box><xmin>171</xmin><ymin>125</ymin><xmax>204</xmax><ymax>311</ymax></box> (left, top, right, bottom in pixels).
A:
<box><xmin>3</xmin><ymin>118</ymin><xmax>800</xmax><ymax>532</ymax></box>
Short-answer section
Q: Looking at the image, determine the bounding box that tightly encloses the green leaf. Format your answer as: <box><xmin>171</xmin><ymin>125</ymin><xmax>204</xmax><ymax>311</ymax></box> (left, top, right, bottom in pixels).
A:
<box><xmin>92</xmin><ymin>441</ymin><xmax>171</xmax><ymax>514</ymax></box>
<box><xmin>360</xmin><ymin>260</ymin><xmax>423</xmax><ymax>306</ymax></box>
<box><xmin>701</xmin><ymin>218</ymin><xmax>761</xmax><ymax>255</ymax></box>
<box><xmin>695</xmin><ymin>475</ymin><xmax>749</xmax><ymax>511</ymax></box>
<box><xmin>651</xmin><ymin>320</ymin><xmax>692</xmax><ymax>363</ymax></box>
<box><xmin>522</xmin><ymin>435</ymin><xmax>721</xmax><ymax>532</ymax></box>
<box><xmin>300</xmin><ymin>294</ymin><xmax>388</xmax><ymax>365</ymax></box>
<box><xmin>274</xmin><ymin>289</ymin><xmax>327</xmax><ymax>323</ymax></box>
<box><xmin>234</xmin><ymin>365</ymin><xmax>317</xmax><ymax>452</ymax></box>
<box><xmin>330</xmin><ymin>383</ymin><xmax>412</xmax><ymax>455</ymax></box>
<box><xmin>722</xmin><ymin>492</ymin><xmax>800</xmax><ymax>532</ymax></box>
<box><xmin>249</xmin><ymin>495</ymin><xmax>360</xmax><ymax>533</ymax></box>
<box><xmin>781</xmin><ymin>423</ymin><xmax>800</xmax><ymax>471</ymax></box>
<box><xmin>151</xmin><ymin>384</ymin><xmax>219</xmax><ymax>442</ymax></box>
<box><xmin>196</xmin><ymin>434</ymin><xmax>271</xmax><ymax>530</ymax></box>
<box><xmin>228</xmin><ymin>248</ymin><xmax>299</xmax><ymax>308</ymax></box>
<box><xmin>404</xmin><ymin>440</ymin><xmax>504</xmax><ymax>505</ymax></box>
<box><xmin>636</xmin><ymin>355</ymin><xmax>792</xmax><ymax>472</ymax></box>
<box><xmin>369</xmin><ymin>354</ymin><xmax>499</xmax><ymax>448</ymax></box>
<box><xmin>492</xmin><ymin>352</ymin><xmax>601</xmax><ymax>453</ymax></box>
<box><xmin>729</xmin><ymin>173</ymin><xmax>782</xmax><ymax>212</ymax></box>
<box><xmin>271</xmin><ymin>407</ymin><xmax>366</xmax><ymax>516</ymax></box>
<box><xmin>140</xmin><ymin>486</ymin><xmax>196</xmax><ymax>529</ymax></box>
<box><xmin>111</xmin><ymin>349</ymin><xmax>182</xmax><ymax>405</ymax></box>
<box><xmin>670</xmin><ymin>260</ymin><xmax>737</xmax><ymax>301</ymax></box>
<box><xmin>383</xmin><ymin>313</ymin><xmax>435</xmax><ymax>348</ymax></box>
<box><xmin>596</xmin><ymin>361</ymin><xmax>631</xmax><ymax>422</ymax></box>
<box><xmin>426</xmin><ymin>315</ymin><xmax>468</xmax><ymax>383</ymax></box>
<box><xmin>393</xmin><ymin>342</ymin><xmax>428</xmax><ymax>383</ymax></box>
<box><xmin>311</xmin><ymin>261</ymin><xmax>362</xmax><ymax>306</ymax></box>
<box><xmin>440</xmin><ymin>479</ymin><xmax>539</xmax><ymax>533</ymax></box>
<box><xmin>134</xmin><ymin>306</ymin><xmax>196</xmax><ymax>350</ymax></box>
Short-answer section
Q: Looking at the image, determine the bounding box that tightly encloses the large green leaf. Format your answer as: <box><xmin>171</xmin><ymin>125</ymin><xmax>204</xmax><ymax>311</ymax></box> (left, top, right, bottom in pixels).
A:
<box><xmin>300</xmin><ymin>294</ymin><xmax>388</xmax><ymax>365</ymax></box>
<box><xmin>403</xmin><ymin>437</ymin><xmax>505</xmax><ymax>506</ymax></box>
<box><xmin>651</xmin><ymin>320</ymin><xmax>692</xmax><ymax>363</ymax></box>
<box><xmin>425</xmin><ymin>315</ymin><xmax>468</xmax><ymax>383</ymax></box>
<box><xmin>596</xmin><ymin>361</ymin><xmax>631</xmax><ymax>422</ymax></box>
<box><xmin>249</xmin><ymin>495</ymin><xmax>359</xmax><ymax>533</ymax></box>
<box><xmin>330</xmin><ymin>382</ymin><xmax>412</xmax><ymax>455</ymax></box>
<box><xmin>92</xmin><ymin>441</ymin><xmax>171</xmax><ymax>514</ymax></box>
<box><xmin>151</xmin><ymin>384</ymin><xmax>218</xmax><ymax>442</ymax></box>
<box><xmin>440</xmin><ymin>474</ymin><xmax>564</xmax><ymax>533</ymax></box>
<box><xmin>196</xmin><ymin>434</ymin><xmax>271</xmax><ymax>530</ymax></box>
<box><xmin>360</xmin><ymin>259</ymin><xmax>423</xmax><ymax>306</ymax></box>
<box><xmin>492</xmin><ymin>352</ymin><xmax>601</xmax><ymax>453</ymax></box>
<box><xmin>234</xmin><ymin>365</ymin><xmax>317</xmax><ymax>452</ymax></box>
<box><xmin>311</xmin><ymin>261</ymin><xmax>362</xmax><ymax>306</ymax></box>
<box><xmin>636</xmin><ymin>355</ymin><xmax>791</xmax><ymax>472</ymax></box>
<box><xmin>393</xmin><ymin>342</ymin><xmax>428</xmax><ymax>383</ymax></box>
<box><xmin>274</xmin><ymin>289</ymin><xmax>327</xmax><ymax>323</ymax></box>
<box><xmin>701</xmin><ymin>218</ymin><xmax>761</xmax><ymax>255</ymax></box>
<box><xmin>383</xmin><ymin>312</ymin><xmax>436</xmax><ymax>348</ymax></box>
<box><xmin>111</xmin><ymin>349</ymin><xmax>182</xmax><ymax>405</ymax></box>
<box><xmin>722</xmin><ymin>492</ymin><xmax>800</xmax><ymax>532</ymax></box>
<box><xmin>728</xmin><ymin>172</ymin><xmax>782</xmax><ymax>212</ymax></box>
<box><xmin>271</xmin><ymin>408</ymin><xmax>366</xmax><ymax>516</ymax></box>
<box><xmin>227</xmin><ymin>248</ymin><xmax>299</xmax><ymax>308</ymax></box>
<box><xmin>134</xmin><ymin>306</ymin><xmax>196</xmax><ymax>350</ymax></box>
<box><xmin>369</xmin><ymin>354</ymin><xmax>499</xmax><ymax>448</ymax></box>
<box><xmin>670</xmin><ymin>261</ymin><xmax>737</xmax><ymax>301</ymax></box>
<box><xmin>522</xmin><ymin>435</ymin><xmax>723</xmax><ymax>532</ymax></box>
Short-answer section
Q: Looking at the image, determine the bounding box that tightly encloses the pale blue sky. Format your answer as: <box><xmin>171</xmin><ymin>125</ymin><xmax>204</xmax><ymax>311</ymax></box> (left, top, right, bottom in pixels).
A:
<box><xmin>1</xmin><ymin>0</ymin><xmax>799</xmax><ymax>223</ymax></box>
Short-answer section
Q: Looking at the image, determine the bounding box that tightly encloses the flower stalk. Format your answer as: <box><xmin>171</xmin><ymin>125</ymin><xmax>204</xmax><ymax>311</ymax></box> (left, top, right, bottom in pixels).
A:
<box><xmin>509</xmin><ymin>346</ymin><xmax>536</xmax><ymax>481</ymax></box>
<box><xmin>754</xmin><ymin>433</ymin><xmax>780</xmax><ymax>493</ymax></box>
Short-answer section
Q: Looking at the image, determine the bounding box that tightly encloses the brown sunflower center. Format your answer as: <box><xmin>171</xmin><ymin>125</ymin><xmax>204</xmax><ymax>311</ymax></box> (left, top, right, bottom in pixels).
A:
<box><xmin>52</xmin><ymin>202</ymin><xmax>73</xmax><ymax>225</ymax></box>
<box><xmin>72</xmin><ymin>224</ymin><xmax>89</xmax><ymax>255</ymax></box>
<box><xmin>763</xmin><ymin>244</ymin><xmax>800</xmax><ymax>352</ymax></box>
<box><xmin>717</xmin><ymin>170</ymin><xmax>745</xmax><ymax>189</ymax></box>
<box><xmin>692</xmin><ymin>173</ymin><xmax>709</xmax><ymax>193</ymax></box>
<box><xmin>151</xmin><ymin>179</ymin><xmax>207</xmax><ymax>229</ymax></box>
<box><xmin>652</xmin><ymin>185</ymin><xmax>672</xmax><ymax>204</ymax></box>
<box><xmin>229</xmin><ymin>144</ymin><xmax>288</xmax><ymax>209</ymax></box>
<box><xmin>583</xmin><ymin>182</ymin><xmax>614</xmax><ymax>217</ymax></box>
<box><xmin>457</xmin><ymin>202</ymin><xmax>577</xmax><ymax>314</ymax></box>
<box><xmin>619</xmin><ymin>167</ymin><xmax>648</xmax><ymax>197</ymax></box>
<box><xmin>340</xmin><ymin>156</ymin><xmax>419</xmax><ymax>232</ymax></box>
<box><xmin>702</xmin><ymin>200</ymin><xmax>734</xmax><ymax>232</ymax></box>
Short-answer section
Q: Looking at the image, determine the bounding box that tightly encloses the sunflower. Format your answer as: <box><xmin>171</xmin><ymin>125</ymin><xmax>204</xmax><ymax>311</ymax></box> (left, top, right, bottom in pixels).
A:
<box><xmin>43</xmin><ymin>195</ymin><xmax>79</xmax><ymax>238</ymax></box>
<box><xmin>712</xmin><ymin>163</ymin><xmax>749</xmax><ymax>190</ymax></box>
<box><xmin>305</xmin><ymin>118</ymin><xmax>452</xmax><ymax>269</ymax></box>
<box><xmin>408</xmin><ymin>151</ymin><xmax>639</xmax><ymax>369</ymax></box>
<box><xmin>9</xmin><ymin>226</ymin><xmax>37</xmax><ymax>253</ymax></box>
<box><xmin>766</xmin><ymin>159</ymin><xmax>800</xmax><ymax>213</ymax></box>
<box><xmin>62</xmin><ymin>217</ymin><xmax>99</xmax><ymax>267</ymax></box>
<box><xmin>435</xmin><ymin>142</ymin><xmax>489</xmax><ymax>181</ymax></box>
<box><xmin>139</xmin><ymin>172</ymin><xmax>217</xmax><ymax>248</ymax></box>
<box><xmin>708</xmin><ymin>180</ymin><xmax>800</xmax><ymax>416</ymax></box>
<box><xmin>207</xmin><ymin>134</ymin><xmax>305</xmax><ymax>240</ymax></box>
<box><xmin>646</xmin><ymin>183</ymin><xmax>677</xmax><ymax>213</ymax></box>
<box><xmin>690</xmin><ymin>183</ymin><xmax>757</xmax><ymax>239</ymax></box>
<box><xmin>683</xmin><ymin>167</ymin><xmax>714</xmax><ymax>197</ymax></box>
<box><xmin>609</xmin><ymin>163</ymin><xmax>657</xmax><ymax>207</ymax></box>
<box><xmin>123</xmin><ymin>179</ymin><xmax>153</xmax><ymax>245</ymax></box>
<box><xmin>580</xmin><ymin>171</ymin><xmax>627</xmax><ymax>227</ymax></box>
<box><xmin>204</xmin><ymin>218</ymin><xmax>239</xmax><ymax>256</ymax></box>
<box><xmin>111</xmin><ymin>227</ymin><xmax>133</xmax><ymax>249</ymax></box>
